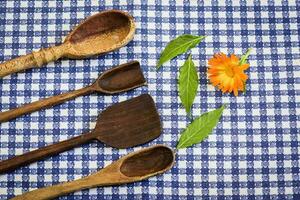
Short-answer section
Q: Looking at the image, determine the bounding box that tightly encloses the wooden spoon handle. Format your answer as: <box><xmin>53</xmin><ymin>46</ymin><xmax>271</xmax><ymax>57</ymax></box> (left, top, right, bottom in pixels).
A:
<box><xmin>11</xmin><ymin>171</ymin><xmax>110</xmax><ymax>200</ymax></box>
<box><xmin>0</xmin><ymin>86</ymin><xmax>93</xmax><ymax>122</ymax></box>
<box><xmin>12</xmin><ymin>178</ymin><xmax>87</xmax><ymax>200</ymax></box>
<box><xmin>0</xmin><ymin>132</ymin><xmax>95</xmax><ymax>174</ymax></box>
<box><xmin>0</xmin><ymin>45</ymin><xmax>64</xmax><ymax>78</ymax></box>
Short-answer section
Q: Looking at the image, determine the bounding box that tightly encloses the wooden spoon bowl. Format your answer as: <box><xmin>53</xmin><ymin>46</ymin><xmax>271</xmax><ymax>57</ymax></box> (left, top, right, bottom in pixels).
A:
<box><xmin>93</xmin><ymin>61</ymin><xmax>145</xmax><ymax>94</ymax></box>
<box><xmin>120</xmin><ymin>145</ymin><xmax>174</xmax><ymax>177</ymax></box>
<box><xmin>65</xmin><ymin>10</ymin><xmax>135</xmax><ymax>58</ymax></box>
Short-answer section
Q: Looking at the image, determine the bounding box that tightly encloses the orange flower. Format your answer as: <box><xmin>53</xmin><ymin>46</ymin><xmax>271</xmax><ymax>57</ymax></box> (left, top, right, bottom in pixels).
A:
<box><xmin>207</xmin><ymin>53</ymin><xmax>249</xmax><ymax>96</ymax></box>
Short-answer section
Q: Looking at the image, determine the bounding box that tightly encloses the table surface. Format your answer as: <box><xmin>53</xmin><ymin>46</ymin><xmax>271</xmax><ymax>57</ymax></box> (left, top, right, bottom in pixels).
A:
<box><xmin>0</xmin><ymin>0</ymin><xmax>299</xmax><ymax>199</ymax></box>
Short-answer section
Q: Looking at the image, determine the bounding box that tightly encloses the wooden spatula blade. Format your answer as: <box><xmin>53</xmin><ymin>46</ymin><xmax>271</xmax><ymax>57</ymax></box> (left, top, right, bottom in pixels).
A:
<box><xmin>94</xmin><ymin>94</ymin><xmax>162</xmax><ymax>148</ymax></box>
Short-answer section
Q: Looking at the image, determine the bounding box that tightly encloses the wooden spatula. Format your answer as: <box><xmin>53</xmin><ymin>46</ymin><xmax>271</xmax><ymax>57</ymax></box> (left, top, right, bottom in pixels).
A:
<box><xmin>0</xmin><ymin>94</ymin><xmax>162</xmax><ymax>174</ymax></box>
<box><xmin>0</xmin><ymin>61</ymin><xmax>146</xmax><ymax>122</ymax></box>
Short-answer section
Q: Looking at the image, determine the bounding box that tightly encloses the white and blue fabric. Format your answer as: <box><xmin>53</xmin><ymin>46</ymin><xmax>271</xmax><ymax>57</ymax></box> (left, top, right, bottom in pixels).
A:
<box><xmin>0</xmin><ymin>0</ymin><xmax>299</xmax><ymax>199</ymax></box>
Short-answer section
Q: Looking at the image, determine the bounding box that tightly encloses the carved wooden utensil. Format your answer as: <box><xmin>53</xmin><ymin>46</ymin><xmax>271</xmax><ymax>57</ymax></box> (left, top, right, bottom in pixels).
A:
<box><xmin>0</xmin><ymin>10</ymin><xmax>135</xmax><ymax>77</ymax></box>
<box><xmin>0</xmin><ymin>61</ymin><xmax>145</xmax><ymax>122</ymax></box>
<box><xmin>11</xmin><ymin>145</ymin><xmax>174</xmax><ymax>200</ymax></box>
<box><xmin>0</xmin><ymin>94</ymin><xmax>162</xmax><ymax>174</ymax></box>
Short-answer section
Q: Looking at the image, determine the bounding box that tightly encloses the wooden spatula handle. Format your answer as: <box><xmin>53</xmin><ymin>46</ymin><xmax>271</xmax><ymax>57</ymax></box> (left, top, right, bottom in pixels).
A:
<box><xmin>0</xmin><ymin>86</ymin><xmax>93</xmax><ymax>122</ymax></box>
<box><xmin>0</xmin><ymin>45</ymin><xmax>64</xmax><ymax>78</ymax></box>
<box><xmin>0</xmin><ymin>132</ymin><xmax>95</xmax><ymax>174</ymax></box>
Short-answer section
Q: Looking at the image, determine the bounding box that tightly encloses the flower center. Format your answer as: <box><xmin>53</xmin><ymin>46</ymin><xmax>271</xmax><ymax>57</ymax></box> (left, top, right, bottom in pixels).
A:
<box><xmin>225</xmin><ymin>65</ymin><xmax>235</xmax><ymax>77</ymax></box>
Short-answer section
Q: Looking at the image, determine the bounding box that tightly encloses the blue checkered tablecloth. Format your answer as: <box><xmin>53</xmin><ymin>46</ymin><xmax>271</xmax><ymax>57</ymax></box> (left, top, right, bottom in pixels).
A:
<box><xmin>0</xmin><ymin>0</ymin><xmax>299</xmax><ymax>199</ymax></box>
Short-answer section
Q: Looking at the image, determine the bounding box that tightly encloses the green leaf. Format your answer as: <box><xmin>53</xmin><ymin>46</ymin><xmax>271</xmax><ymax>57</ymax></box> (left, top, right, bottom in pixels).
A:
<box><xmin>243</xmin><ymin>81</ymin><xmax>247</xmax><ymax>93</ymax></box>
<box><xmin>157</xmin><ymin>35</ymin><xmax>205</xmax><ymax>69</ymax></box>
<box><xmin>178</xmin><ymin>54</ymin><xmax>198</xmax><ymax>114</ymax></box>
<box><xmin>176</xmin><ymin>105</ymin><xmax>226</xmax><ymax>149</ymax></box>
<box><xmin>239</xmin><ymin>48</ymin><xmax>251</xmax><ymax>93</ymax></box>
<box><xmin>239</xmin><ymin>48</ymin><xmax>252</xmax><ymax>65</ymax></box>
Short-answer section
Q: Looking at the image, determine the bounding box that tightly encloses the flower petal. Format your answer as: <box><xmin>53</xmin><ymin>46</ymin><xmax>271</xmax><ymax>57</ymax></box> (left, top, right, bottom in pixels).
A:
<box><xmin>207</xmin><ymin>52</ymin><xmax>249</xmax><ymax>96</ymax></box>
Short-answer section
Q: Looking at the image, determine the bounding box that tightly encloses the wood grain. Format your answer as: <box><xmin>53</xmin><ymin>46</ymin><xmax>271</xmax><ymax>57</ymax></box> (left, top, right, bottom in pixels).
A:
<box><xmin>65</xmin><ymin>10</ymin><xmax>135</xmax><ymax>58</ymax></box>
<box><xmin>0</xmin><ymin>86</ymin><xmax>93</xmax><ymax>122</ymax></box>
<box><xmin>11</xmin><ymin>145</ymin><xmax>174</xmax><ymax>200</ymax></box>
<box><xmin>0</xmin><ymin>94</ymin><xmax>162</xmax><ymax>174</ymax></box>
<box><xmin>97</xmin><ymin>61</ymin><xmax>146</xmax><ymax>93</ymax></box>
<box><xmin>95</xmin><ymin>94</ymin><xmax>162</xmax><ymax>148</ymax></box>
<box><xmin>0</xmin><ymin>45</ymin><xmax>65</xmax><ymax>78</ymax></box>
<box><xmin>0</xmin><ymin>132</ymin><xmax>95</xmax><ymax>174</ymax></box>
<box><xmin>0</xmin><ymin>10</ymin><xmax>135</xmax><ymax>78</ymax></box>
<box><xmin>0</xmin><ymin>61</ymin><xmax>145</xmax><ymax>123</ymax></box>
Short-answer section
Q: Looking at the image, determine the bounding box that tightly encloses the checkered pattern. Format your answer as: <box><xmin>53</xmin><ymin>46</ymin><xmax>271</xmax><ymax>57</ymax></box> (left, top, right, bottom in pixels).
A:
<box><xmin>0</xmin><ymin>0</ymin><xmax>299</xmax><ymax>199</ymax></box>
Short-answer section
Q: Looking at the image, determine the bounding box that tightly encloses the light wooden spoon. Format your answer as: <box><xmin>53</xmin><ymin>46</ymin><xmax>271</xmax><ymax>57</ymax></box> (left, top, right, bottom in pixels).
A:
<box><xmin>11</xmin><ymin>145</ymin><xmax>175</xmax><ymax>200</ymax></box>
<box><xmin>0</xmin><ymin>10</ymin><xmax>135</xmax><ymax>77</ymax></box>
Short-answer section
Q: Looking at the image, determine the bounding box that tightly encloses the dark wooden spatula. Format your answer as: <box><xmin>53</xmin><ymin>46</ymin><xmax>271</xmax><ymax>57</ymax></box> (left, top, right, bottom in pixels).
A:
<box><xmin>0</xmin><ymin>94</ymin><xmax>162</xmax><ymax>174</ymax></box>
<box><xmin>0</xmin><ymin>61</ymin><xmax>146</xmax><ymax>122</ymax></box>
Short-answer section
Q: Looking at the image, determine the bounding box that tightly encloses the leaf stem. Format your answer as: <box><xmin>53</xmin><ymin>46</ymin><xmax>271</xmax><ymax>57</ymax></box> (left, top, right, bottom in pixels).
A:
<box><xmin>239</xmin><ymin>48</ymin><xmax>252</xmax><ymax>65</ymax></box>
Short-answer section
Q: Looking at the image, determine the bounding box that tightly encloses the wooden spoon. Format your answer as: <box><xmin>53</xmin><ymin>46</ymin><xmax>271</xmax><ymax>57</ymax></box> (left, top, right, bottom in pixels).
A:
<box><xmin>0</xmin><ymin>94</ymin><xmax>162</xmax><ymax>174</ymax></box>
<box><xmin>0</xmin><ymin>10</ymin><xmax>135</xmax><ymax>77</ymax></box>
<box><xmin>11</xmin><ymin>145</ymin><xmax>174</xmax><ymax>200</ymax></box>
<box><xmin>0</xmin><ymin>61</ymin><xmax>145</xmax><ymax>122</ymax></box>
